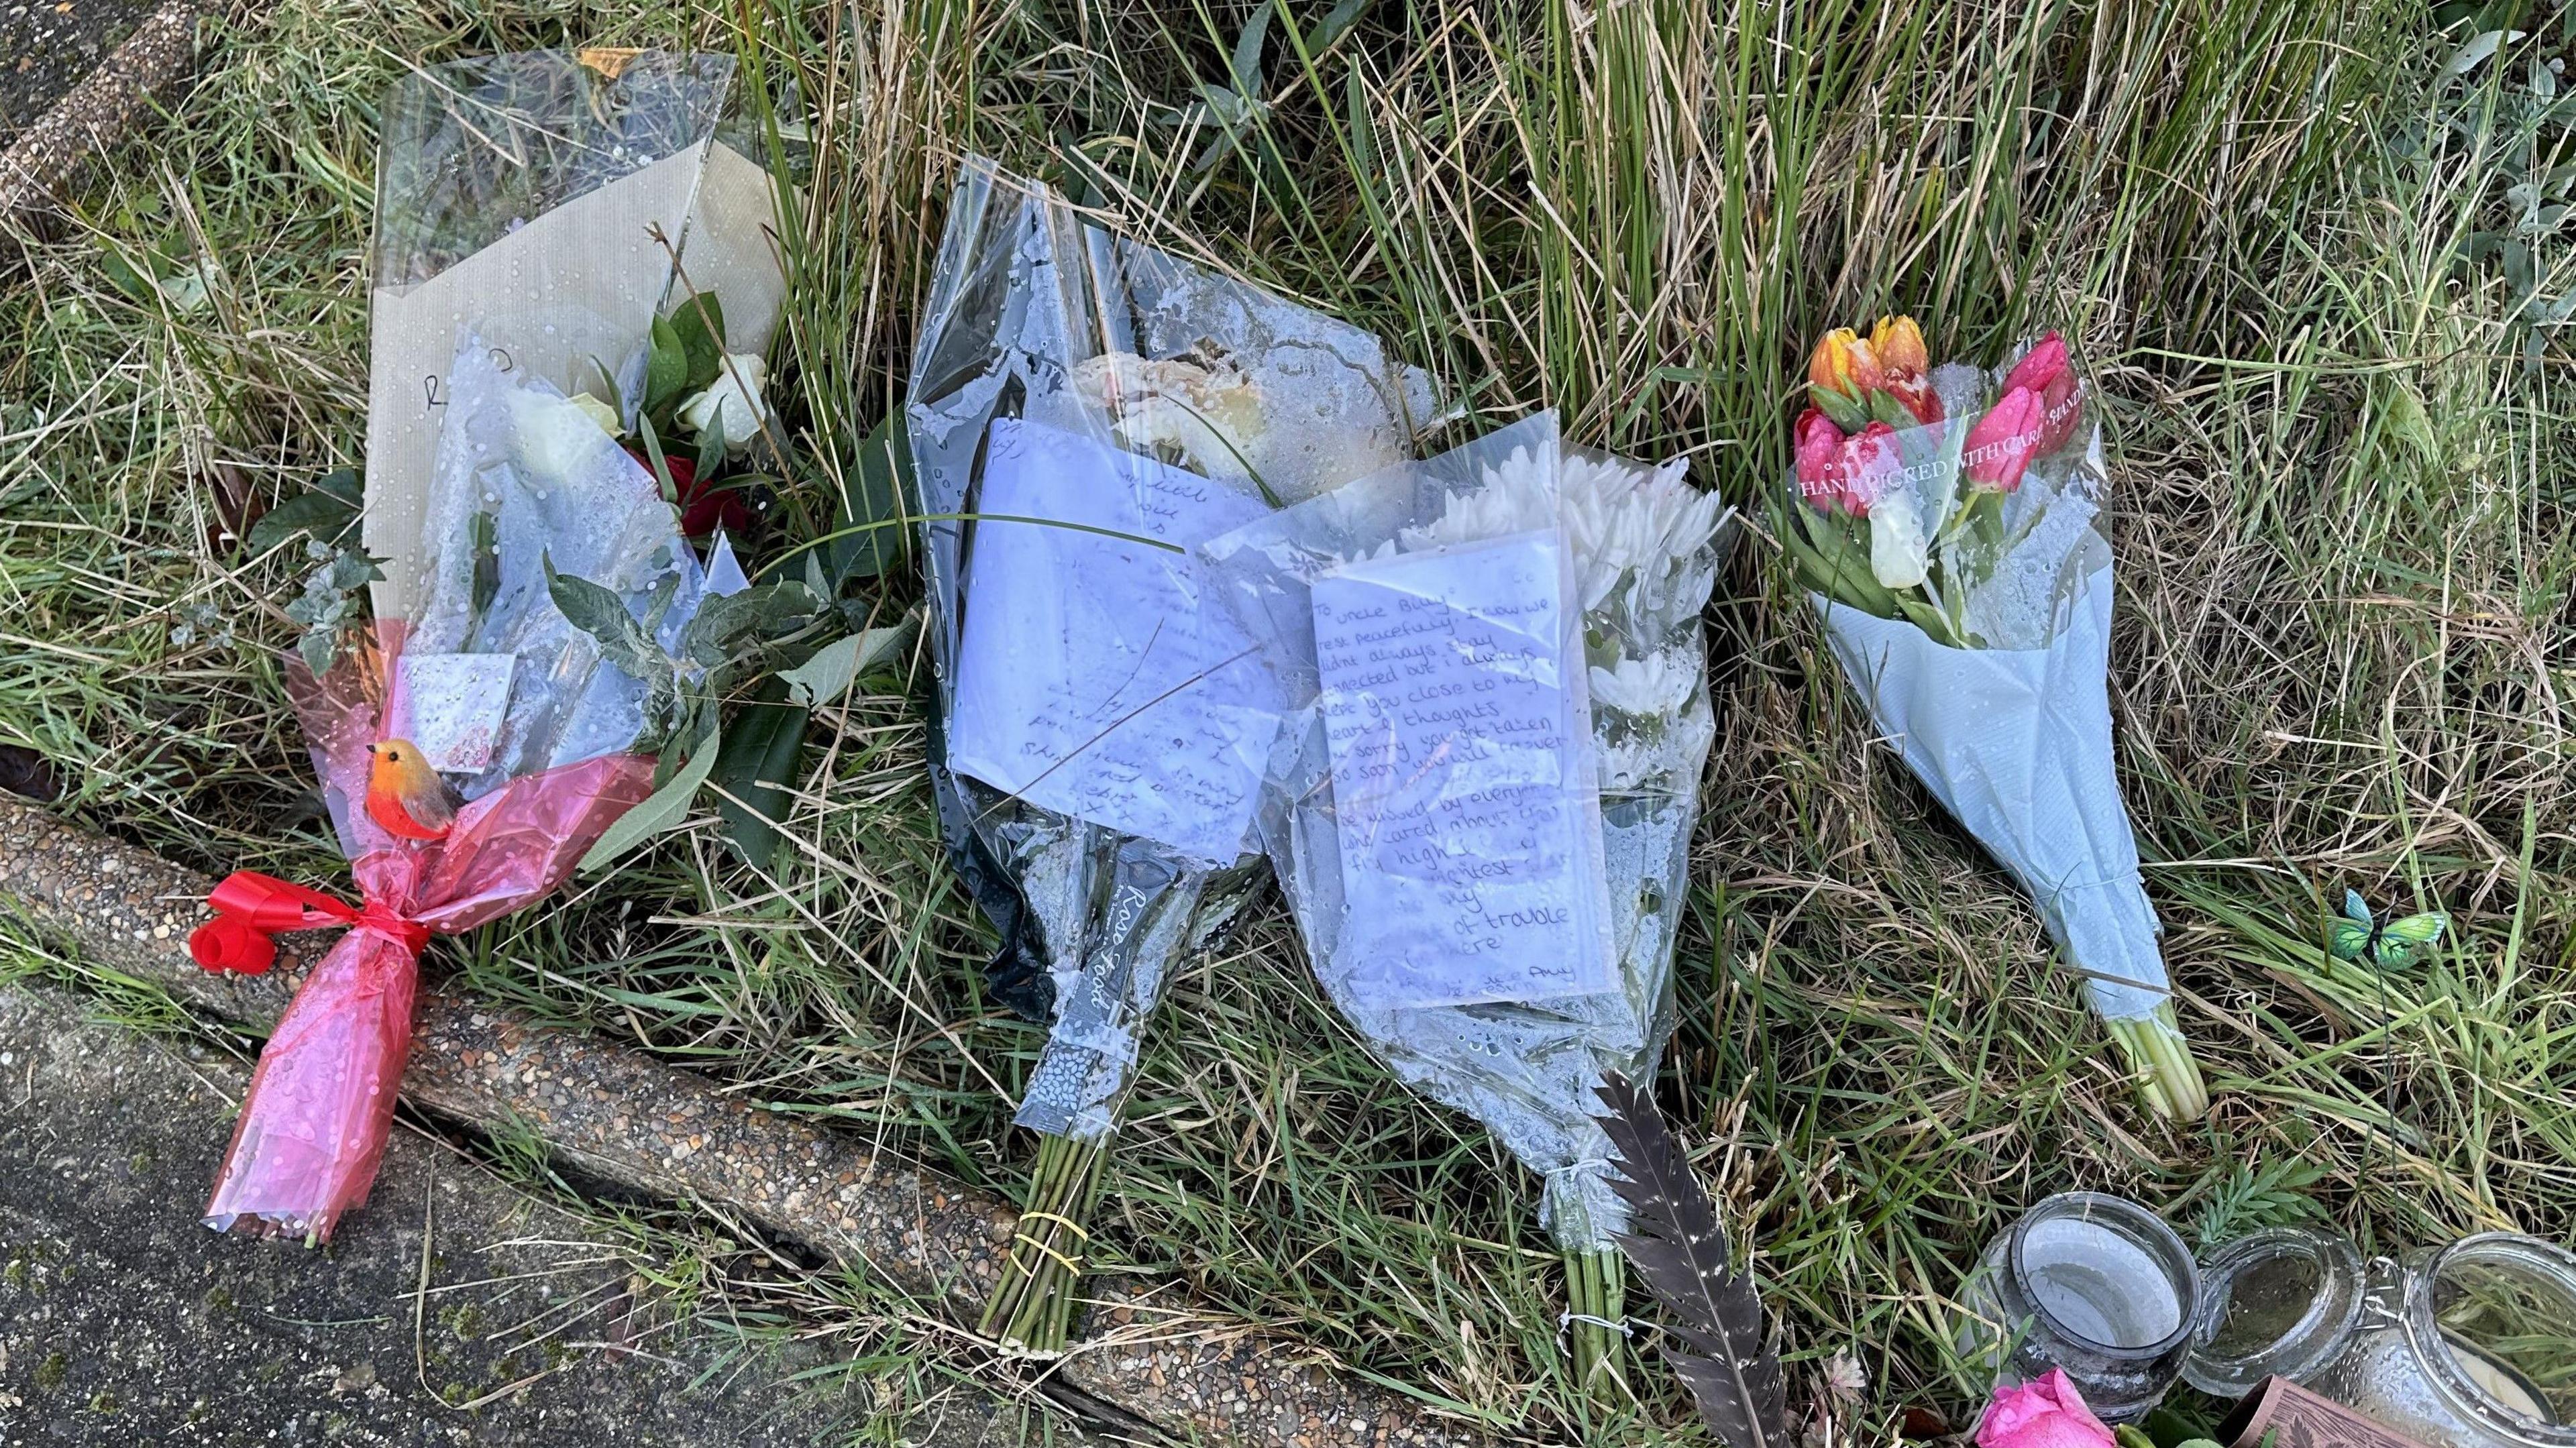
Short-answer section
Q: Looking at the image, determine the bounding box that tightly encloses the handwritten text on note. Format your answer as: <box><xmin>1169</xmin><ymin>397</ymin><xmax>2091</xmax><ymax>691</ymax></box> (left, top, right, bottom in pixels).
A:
<box><xmin>948</xmin><ymin>416</ymin><xmax>1281</xmax><ymax>865</ymax></box>
<box><xmin>1310</xmin><ymin>531</ymin><xmax>1614</xmax><ymax>1010</ymax></box>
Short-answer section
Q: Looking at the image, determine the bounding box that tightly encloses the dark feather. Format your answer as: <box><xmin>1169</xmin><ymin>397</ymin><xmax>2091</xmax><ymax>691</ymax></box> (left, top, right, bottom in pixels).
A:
<box><xmin>1595</xmin><ymin>1073</ymin><xmax>1784</xmax><ymax>1448</ymax></box>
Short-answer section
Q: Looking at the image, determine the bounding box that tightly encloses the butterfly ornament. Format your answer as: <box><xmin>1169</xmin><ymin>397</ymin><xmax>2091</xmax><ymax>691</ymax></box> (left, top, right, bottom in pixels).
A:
<box><xmin>2328</xmin><ymin>888</ymin><xmax>2447</xmax><ymax>967</ymax></box>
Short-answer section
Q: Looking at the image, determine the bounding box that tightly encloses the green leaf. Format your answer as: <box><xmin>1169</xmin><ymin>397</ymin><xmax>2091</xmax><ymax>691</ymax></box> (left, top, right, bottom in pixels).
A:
<box><xmin>645</xmin><ymin>315</ymin><xmax>690</xmax><ymax>415</ymax></box>
<box><xmin>693</xmin><ymin>408</ymin><xmax>729</xmax><ymax>478</ymax></box>
<box><xmin>1810</xmin><ymin>386</ymin><xmax>1870</xmax><ymax>433</ymax></box>
<box><xmin>635</xmin><ymin>410</ymin><xmax>680</xmax><ymax>503</ymax></box>
<box><xmin>1311</xmin><ymin>0</ymin><xmax>1371</xmax><ymax>52</ymax></box>
<box><xmin>669</xmin><ymin>292</ymin><xmax>728</xmax><ymax>388</ymax></box>
<box><xmin>777</xmin><ymin>614</ymin><xmax>917</xmax><ymax>710</ymax></box>
<box><xmin>245</xmin><ymin>469</ymin><xmax>364</xmax><ymax>554</ymax></box>
<box><xmin>821</xmin><ymin>411</ymin><xmax>912</xmax><ymax>587</ymax></box>
<box><xmin>712</xmin><ymin>677</ymin><xmax>808</xmax><ymax>872</ymax></box>
<box><xmin>544</xmin><ymin>555</ymin><xmax>665</xmax><ymax>681</ymax></box>
<box><xmin>1866</xmin><ymin>389</ymin><xmax>1921</xmax><ymax>430</ymax></box>
<box><xmin>578</xmin><ymin>722</ymin><xmax>721</xmax><ymax>873</ymax></box>
<box><xmin>297</xmin><ymin>626</ymin><xmax>337</xmax><ymax>679</ymax></box>
<box><xmin>99</xmin><ymin>243</ymin><xmax>158</xmax><ymax>305</ymax></box>
<box><xmin>1231</xmin><ymin>0</ymin><xmax>1275</xmax><ymax>96</ymax></box>
<box><xmin>680</xmin><ymin>580</ymin><xmax>825</xmax><ymax>671</ymax></box>
<box><xmin>468</xmin><ymin>510</ymin><xmax>500</xmax><ymax>622</ymax></box>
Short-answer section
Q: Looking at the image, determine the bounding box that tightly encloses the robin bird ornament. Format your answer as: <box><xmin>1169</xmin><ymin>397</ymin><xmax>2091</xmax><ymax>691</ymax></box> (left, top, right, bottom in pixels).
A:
<box><xmin>364</xmin><ymin>740</ymin><xmax>461</xmax><ymax>842</ymax></box>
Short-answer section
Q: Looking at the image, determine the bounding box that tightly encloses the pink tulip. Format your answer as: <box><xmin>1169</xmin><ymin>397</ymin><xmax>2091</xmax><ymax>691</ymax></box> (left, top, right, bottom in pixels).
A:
<box><xmin>2000</xmin><ymin>331</ymin><xmax>2069</xmax><ymax>396</ymax></box>
<box><xmin>1963</xmin><ymin>386</ymin><xmax>2046</xmax><ymax>493</ymax></box>
<box><xmin>2002</xmin><ymin>331</ymin><xmax>2084</xmax><ymax>457</ymax></box>
<box><xmin>1976</xmin><ymin>1370</ymin><xmax>2116</xmax><ymax>1448</ymax></box>
<box><xmin>1835</xmin><ymin>421</ymin><xmax>1902</xmax><ymax>516</ymax></box>
<box><xmin>1794</xmin><ymin>406</ymin><xmax>1849</xmax><ymax>509</ymax></box>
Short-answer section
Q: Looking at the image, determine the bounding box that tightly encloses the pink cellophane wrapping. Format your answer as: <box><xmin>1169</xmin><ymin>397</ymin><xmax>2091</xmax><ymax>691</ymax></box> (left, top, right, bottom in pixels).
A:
<box><xmin>204</xmin><ymin>626</ymin><xmax>654</xmax><ymax>1239</ymax></box>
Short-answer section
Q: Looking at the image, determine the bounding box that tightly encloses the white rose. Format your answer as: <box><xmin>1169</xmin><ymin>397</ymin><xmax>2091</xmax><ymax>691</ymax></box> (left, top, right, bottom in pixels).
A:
<box><xmin>567</xmin><ymin>392</ymin><xmax>623</xmax><ymax>435</ymax></box>
<box><xmin>508</xmin><ymin>390</ymin><xmax>619</xmax><ymax>485</ymax></box>
<box><xmin>676</xmin><ymin>353</ymin><xmax>770</xmax><ymax>454</ymax></box>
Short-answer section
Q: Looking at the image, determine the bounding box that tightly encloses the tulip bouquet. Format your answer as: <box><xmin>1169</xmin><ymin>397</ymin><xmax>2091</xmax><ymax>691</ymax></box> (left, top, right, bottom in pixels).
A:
<box><xmin>1201</xmin><ymin>412</ymin><xmax>1731</xmax><ymax>1398</ymax></box>
<box><xmin>907</xmin><ymin>159</ymin><xmax>1435</xmax><ymax>1351</ymax></box>
<box><xmin>1778</xmin><ymin>319</ymin><xmax>2207</xmax><ymax>1120</ymax></box>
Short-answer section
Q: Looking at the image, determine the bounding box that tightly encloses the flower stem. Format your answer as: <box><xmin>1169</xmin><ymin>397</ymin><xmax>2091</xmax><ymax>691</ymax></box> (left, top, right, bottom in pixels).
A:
<box><xmin>980</xmin><ymin>1131</ymin><xmax>1108</xmax><ymax>1355</ymax></box>
<box><xmin>1563</xmin><ymin>1245</ymin><xmax>1631</xmax><ymax>1409</ymax></box>
<box><xmin>2106</xmin><ymin>1003</ymin><xmax>2210</xmax><ymax>1122</ymax></box>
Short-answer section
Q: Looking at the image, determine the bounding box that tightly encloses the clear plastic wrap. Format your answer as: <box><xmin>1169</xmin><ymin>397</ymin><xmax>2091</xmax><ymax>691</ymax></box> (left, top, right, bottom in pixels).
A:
<box><xmin>1786</xmin><ymin>328</ymin><xmax>2202</xmax><ymax>1117</ymax></box>
<box><xmin>906</xmin><ymin>157</ymin><xmax>1437</xmax><ymax>1145</ymax></box>
<box><xmin>1202</xmin><ymin>413</ymin><xmax>1731</xmax><ymax>1254</ymax></box>
<box><xmin>193</xmin><ymin>50</ymin><xmax>782</xmax><ymax>1239</ymax></box>
<box><xmin>363</xmin><ymin>49</ymin><xmax>785</xmax><ymax>622</ymax></box>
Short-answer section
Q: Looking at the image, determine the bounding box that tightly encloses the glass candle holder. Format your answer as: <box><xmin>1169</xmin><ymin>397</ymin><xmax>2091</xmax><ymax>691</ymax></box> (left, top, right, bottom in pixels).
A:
<box><xmin>1960</xmin><ymin>1192</ymin><xmax>2202</xmax><ymax>1421</ymax></box>
<box><xmin>2189</xmin><ymin>1229</ymin><xmax>2576</xmax><ymax>1448</ymax></box>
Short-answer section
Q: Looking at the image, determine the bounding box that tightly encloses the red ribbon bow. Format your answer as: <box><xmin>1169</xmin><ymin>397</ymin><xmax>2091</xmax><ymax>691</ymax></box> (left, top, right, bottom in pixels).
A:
<box><xmin>188</xmin><ymin>871</ymin><xmax>433</xmax><ymax>975</ymax></box>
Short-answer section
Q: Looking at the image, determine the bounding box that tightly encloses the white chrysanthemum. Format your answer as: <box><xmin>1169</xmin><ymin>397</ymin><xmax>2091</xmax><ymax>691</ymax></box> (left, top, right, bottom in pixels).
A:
<box><xmin>1561</xmin><ymin>454</ymin><xmax>1726</xmax><ymax>620</ymax></box>
<box><xmin>1599</xmin><ymin>735</ymin><xmax>1661</xmax><ymax>791</ymax></box>
<box><xmin>1588</xmin><ymin>648</ymin><xmax>1699</xmax><ymax>720</ymax></box>
<box><xmin>1399</xmin><ymin>444</ymin><xmax>1556</xmax><ymax>549</ymax></box>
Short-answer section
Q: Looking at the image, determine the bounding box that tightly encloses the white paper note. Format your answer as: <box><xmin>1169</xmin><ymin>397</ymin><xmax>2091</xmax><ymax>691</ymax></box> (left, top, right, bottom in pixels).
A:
<box><xmin>1310</xmin><ymin>531</ymin><xmax>1615</xmax><ymax>1010</ymax></box>
<box><xmin>947</xmin><ymin>416</ymin><xmax>1283</xmax><ymax>865</ymax></box>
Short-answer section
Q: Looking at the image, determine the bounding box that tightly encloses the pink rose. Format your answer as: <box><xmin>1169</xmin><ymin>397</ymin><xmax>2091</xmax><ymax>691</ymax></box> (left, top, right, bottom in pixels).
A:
<box><xmin>1976</xmin><ymin>1370</ymin><xmax>2116</xmax><ymax>1448</ymax></box>
<box><xmin>1963</xmin><ymin>386</ymin><xmax>2046</xmax><ymax>493</ymax></box>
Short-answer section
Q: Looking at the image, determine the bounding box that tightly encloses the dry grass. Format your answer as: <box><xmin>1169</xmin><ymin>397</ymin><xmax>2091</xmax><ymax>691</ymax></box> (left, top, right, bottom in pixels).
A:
<box><xmin>4</xmin><ymin>0</ymin><xmax>2574</xmax><ymax>1442</ymax></box>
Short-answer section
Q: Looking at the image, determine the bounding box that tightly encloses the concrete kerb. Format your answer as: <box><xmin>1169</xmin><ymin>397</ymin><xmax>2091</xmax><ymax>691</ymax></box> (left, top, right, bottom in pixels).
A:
<box><xmin>0</xmin><ymin>797</ymin><xmax>1497</xmax><ymax>1448</ymax></box>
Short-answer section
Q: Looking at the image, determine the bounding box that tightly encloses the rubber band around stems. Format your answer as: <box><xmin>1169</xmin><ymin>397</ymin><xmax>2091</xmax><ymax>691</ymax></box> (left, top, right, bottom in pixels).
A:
<box><xmin>1010</xmin><ymin>1233</ymin><xmax>1086</xmax><ymax>1275</ymax></box>
<box><xmin>1556</xmin><ymin>1311</ymin><xmax>1635</xmax><ymax>1341</ymax></box>
<box><xmin>1015</xmin><ymin>1211</ymin><xmax>1091</xmax><ymax>1240</ymax></box>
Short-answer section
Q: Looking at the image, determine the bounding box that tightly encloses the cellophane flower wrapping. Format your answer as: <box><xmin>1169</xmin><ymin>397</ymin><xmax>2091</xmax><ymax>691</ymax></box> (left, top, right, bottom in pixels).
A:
<box><xmin>1202</xmin><ymin>413</ymin><xmax>1731</xmax><ymax>1252</ymax></box>
<box><xmin>361</xmin><ymin>49</ymin><xmax>784</xmax><ymax>624</ymax></box>
<box><xmin>905</xmin><ymin>158</ymin><xmax>1436</xmax><ymax>1145</ymax></box>
<box><xmin>1795</xmin><ymin>340</ymin><xmax>2180</xmax><ymax>1038</ymax></box>
<box><xmin>205</xmin><ymin>50</ymin><xmax>780</xmax><ymax>1239</ymax></box>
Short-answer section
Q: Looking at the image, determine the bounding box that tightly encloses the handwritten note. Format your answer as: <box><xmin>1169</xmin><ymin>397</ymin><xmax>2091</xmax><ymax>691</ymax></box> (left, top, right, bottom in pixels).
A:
<box><xmin>948</xmin><ymin>416</ymin><xmax>1283</xmax><ymax>865</ymax></box>
<box><xmin>1310</xmin><ymin>532</ymin><xmax>1615</xmax><ymax>1010</ymax></box>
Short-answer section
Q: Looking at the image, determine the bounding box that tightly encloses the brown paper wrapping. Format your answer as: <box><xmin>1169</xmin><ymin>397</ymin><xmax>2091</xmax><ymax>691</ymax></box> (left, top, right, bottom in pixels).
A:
<box><xmin>2221</xmin><ymin>1377</ymin><xmax>2438</xmax><ymax>1448</ymax></box>
<box><xmin>363</xmin><ymin>138</ymin><xmax>785</xmax><ymax>620</ymax></box>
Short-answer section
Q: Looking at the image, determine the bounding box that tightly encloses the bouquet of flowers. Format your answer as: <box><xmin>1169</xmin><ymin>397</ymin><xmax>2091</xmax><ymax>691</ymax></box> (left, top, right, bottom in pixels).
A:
<box><xmin>906</xmin><ymin>158</ymin><xmax>1436</xmax><ymax>1350</ymax></box>
<box><xmin>1201</xmin><ymin>412</ymin><xmax>1731</xmax><ymax>1396</ymax></box>
<box><xmin>191</xmin><ymin>50</ymin><xmax>794</xmax><ymax>1239</ymax></box>
<box><xmin>1777</xmin><ymin>318</ymin><xmax>2208</xmax><ymax>1120</ymax></box>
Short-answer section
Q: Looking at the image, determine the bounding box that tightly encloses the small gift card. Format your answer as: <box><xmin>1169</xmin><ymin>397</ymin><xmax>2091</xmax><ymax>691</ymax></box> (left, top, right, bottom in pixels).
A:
<box><xmin>397</xmin><ymin>653</ymin><xmax>517</xmax><ymax>774</ymax></box>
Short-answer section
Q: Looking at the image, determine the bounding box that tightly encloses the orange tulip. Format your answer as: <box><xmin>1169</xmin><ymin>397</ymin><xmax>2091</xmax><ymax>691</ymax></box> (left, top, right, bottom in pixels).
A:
<box><xmin>1807</xmin><ymin>329</ymin><xmax>1886</xmax><ymax>431</ymax></box>
<box><xmin>1813</xmin><ymin>319</ymin><xmax>1941</xmax><ymax>429</ymax></box>
<box><xmin>1870</xmin><ymin>315</ymin><xmax>1931</xmax><ymax>378</ymax></box>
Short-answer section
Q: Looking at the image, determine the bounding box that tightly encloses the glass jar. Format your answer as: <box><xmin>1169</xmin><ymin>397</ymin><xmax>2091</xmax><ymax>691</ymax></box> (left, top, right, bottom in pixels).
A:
<box><xmin>1959</xmin><ymin>1192</ymin><xmax>2202</xmax><ymax>1421</ymax></box>
<box><xmin>2188</xmin><ymin>1229</ymin><xmax>2576</xmax><ymax>1448</ymax></box>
